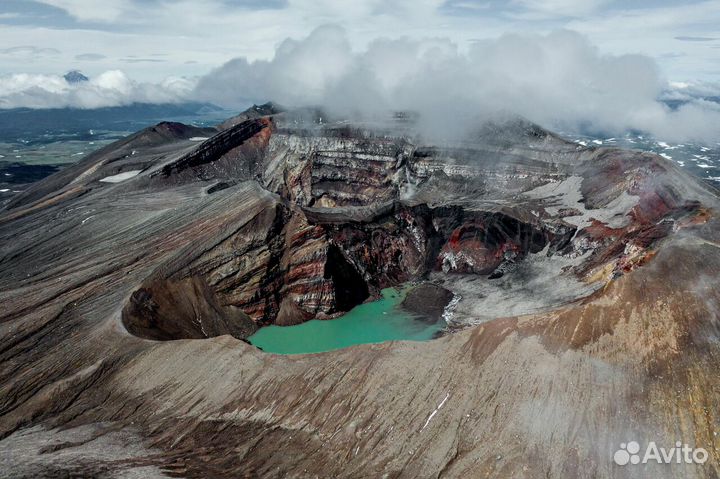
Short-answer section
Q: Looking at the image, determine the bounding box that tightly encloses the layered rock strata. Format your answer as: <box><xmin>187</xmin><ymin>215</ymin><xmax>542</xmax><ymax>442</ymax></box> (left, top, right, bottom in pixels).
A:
<box><xmin>1</xmin><ymin>106</ymin><xmax>719</xmax><ymax>478</ymax></box>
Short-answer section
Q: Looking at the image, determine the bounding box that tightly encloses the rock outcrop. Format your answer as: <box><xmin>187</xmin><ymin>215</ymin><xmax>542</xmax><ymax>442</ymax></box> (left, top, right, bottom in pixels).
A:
<box><xmin>1</xmin><ymin>107</ymin><xmax>719</xmax><ymax>478</ymax></box>
<box><xmin>401</xmin><ymin>283</ymin><xmax>454</xmax><ymax>322</ymax></box>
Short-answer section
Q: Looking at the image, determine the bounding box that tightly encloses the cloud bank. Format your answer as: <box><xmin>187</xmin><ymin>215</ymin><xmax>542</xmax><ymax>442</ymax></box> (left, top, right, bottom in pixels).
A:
<box><xmin>0</xmin><ymin>70</ymin><xmax>193</xmax><ymax>109</ymax></box>
<box><xmin>1</xmin><ymin>26</ymin><xmax>718</xmax><ymax>143</ymax></box>
<box><xmin>194</xmin><ymin>26</ymin><xmax>720</xmax><ymax>143</ymax></box>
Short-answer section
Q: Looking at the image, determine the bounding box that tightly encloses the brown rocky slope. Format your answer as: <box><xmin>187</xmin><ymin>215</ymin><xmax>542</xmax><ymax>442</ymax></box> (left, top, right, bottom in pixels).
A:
<box><xmin>0</xmin><ymin>106</ymin><xmax>719</xmax><ymax>478</ymax></box>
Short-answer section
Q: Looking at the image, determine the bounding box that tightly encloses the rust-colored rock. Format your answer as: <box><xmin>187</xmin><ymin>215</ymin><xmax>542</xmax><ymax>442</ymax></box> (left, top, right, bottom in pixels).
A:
<box><xmin>1</xmin><ymin>109</ymin><xmax>719</xmax><ymax>478</ymax></box>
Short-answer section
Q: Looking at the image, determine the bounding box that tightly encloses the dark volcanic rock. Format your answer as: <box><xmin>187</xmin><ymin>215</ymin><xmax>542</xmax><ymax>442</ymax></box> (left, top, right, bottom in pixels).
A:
<box><xmin>1</xmin><ymin>107</ymin><xmax>720</xmax><ymax>478</ymax></box>
<box><xmin>151</xmin><ymin>118</ymin><xmax>269</xmax><ymax>180</ymax></box>
<box><xmin>64</xmin><ymin>70</ymin><xmax>89</xmax><ymax>84</ymax></box>
<box><xmin>218</xmin><ymin>102</ymin><xmax>283</xmax><ymax>130</ymax></box>
<box><xmin>3</xmin><ymin>121</ymin><xmax>218</xmax><ymax>211</ymax></box>
<box><xmin>123</xmin><ymin>276</ymin><xmax>257</xmax><ymax>341</ymax></box>
<box><xmin>324</xmin><ymin>244</ymin><xmax>370</xmax><ymax>311</ymax></box>
<box><xmin>401</xmin><ymin>283</ymin><xmax>454</xmax><ymax>322</ymax></box>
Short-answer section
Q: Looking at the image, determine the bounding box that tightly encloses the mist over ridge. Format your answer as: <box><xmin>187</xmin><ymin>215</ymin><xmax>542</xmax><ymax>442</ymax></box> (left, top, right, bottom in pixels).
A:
<box><xmin>1</xmin><ymin>25</ymin><xmax>719</xmax><ymax>143</ymax></box>
<box><xmin>194</xmin><ymin>25</ymin><xmax>720</xmax><ymax>143</ymax></box>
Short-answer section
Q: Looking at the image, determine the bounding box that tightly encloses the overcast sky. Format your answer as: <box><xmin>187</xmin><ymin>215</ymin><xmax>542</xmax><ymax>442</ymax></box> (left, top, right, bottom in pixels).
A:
<box><xmin>0</xmin><ymin>0</ymin><xmax>719</xmax><ymax>82</ymax></box>
<box><xmin>1</xmin><ymin>0</ymin><xmax>719</xmax><ymax>142</ymax></box>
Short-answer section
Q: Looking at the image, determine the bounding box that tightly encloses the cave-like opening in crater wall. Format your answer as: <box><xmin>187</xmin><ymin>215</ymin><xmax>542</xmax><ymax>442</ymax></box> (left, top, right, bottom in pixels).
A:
<box><xmin>324</xmin><ymin>244</ymin><xmax>370</xmax><ymax>311</ymax></box>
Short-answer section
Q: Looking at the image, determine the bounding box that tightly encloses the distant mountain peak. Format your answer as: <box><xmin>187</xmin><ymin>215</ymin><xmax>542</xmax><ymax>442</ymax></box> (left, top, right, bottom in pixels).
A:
<box><xmin>64</xmin><ymin>70</ymin><xmax>89</xmax><ymax>84</ymax></box>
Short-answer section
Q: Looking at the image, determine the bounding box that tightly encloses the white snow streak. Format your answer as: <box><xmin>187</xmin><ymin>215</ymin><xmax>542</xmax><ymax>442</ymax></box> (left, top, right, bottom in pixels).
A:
<box><xmin>422</xmin><ymin>392</ymin><xmax>450</xmax><ymax>431</ymax></box>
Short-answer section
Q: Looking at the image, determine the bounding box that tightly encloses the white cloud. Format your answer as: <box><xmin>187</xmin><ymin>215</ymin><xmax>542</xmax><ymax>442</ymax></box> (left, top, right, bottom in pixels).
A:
<box><xmin>3</xmin><ymin>2</ymin><xmax>719</xmax><ymax>143</ymax></box>
<box><xmin>0</xmin><ymin>70</ymin><xmax>194</xmax><ymax>109</ymax></box>
<box><xmin>637</xmin><ymin>99</ymin><xmax>720</xmax><ymax>143</ymax></box>
<box><xmin>194</xmin><ymin>26</ymin><xmax>720</xmax><ymax>143</ymax></box>
<box><xmin>672</xmin><ymin>80</ymin><xmax>720</xmax><ymax>98</ymax></box>
<box><xmin>5</xmin><ymin>0</ymin><xmax>718</xmax><ymax>84</ymax></box>
<box><xmin>3</xmin><ymin>23</ymin><xmax>718</xmax><ymax>144</ymax></box>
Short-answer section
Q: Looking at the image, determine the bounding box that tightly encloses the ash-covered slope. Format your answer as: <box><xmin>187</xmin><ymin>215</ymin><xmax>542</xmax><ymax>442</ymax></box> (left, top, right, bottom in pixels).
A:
<box><xmin>1</xmin><ymin>106</ymin><xmax>719</xmax><ymax>478</ymax></box>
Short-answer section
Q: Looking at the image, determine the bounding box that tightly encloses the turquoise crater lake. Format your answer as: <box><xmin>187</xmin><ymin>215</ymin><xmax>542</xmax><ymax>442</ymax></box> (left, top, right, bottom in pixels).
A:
<box><xmin>248</xmin><ymin>287</ymin><xmax>446</xmax><ymax>355</ymax></box>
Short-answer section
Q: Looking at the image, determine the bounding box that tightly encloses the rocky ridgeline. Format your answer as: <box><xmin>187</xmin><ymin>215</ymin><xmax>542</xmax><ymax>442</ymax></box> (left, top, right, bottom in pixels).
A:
<box><xmin>2</xmin><ymin>108</ymin><xmax>706</xmax><ymax>341</ymax></box>
<box><xmin>66</xmin><ymin>111</ymin><xmax>701</xmax><ymax>336</ymax></box>
<box><xmin>116</xmin><ymin>114</ymin><xmax>590</xmax><ymax>334</ymax></box>
<box><xmin>1</xmin><ymin>106</ymin><xmax>719</xmax><ymax>477</ymax></box>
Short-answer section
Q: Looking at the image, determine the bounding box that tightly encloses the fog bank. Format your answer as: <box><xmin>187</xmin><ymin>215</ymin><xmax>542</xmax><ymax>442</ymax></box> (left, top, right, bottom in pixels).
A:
<box><xmin>194</xmin><ymin>26</ymin><xmax>720</xmax><ymax>143</ymax></box>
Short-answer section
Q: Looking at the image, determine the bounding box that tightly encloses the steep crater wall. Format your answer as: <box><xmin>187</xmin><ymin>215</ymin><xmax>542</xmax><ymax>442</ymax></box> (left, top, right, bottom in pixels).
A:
<box><xmin>121</xmin><ymin>194</ymin><xmax>578</xmax><ymax>342</ymax></box>
<box><xmin>118</xmin><ymin>119</ymin><xmax>697</xmax><ymax>342</ymax></box>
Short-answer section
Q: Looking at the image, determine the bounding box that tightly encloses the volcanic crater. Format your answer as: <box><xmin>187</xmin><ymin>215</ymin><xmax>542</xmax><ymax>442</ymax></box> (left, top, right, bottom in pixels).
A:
<box><xmin>106</xmin><ymin>107</ymin><xmax>695</xmax><ymax>342</ymax></box>
<box><xmin>1</xmin><ymin>104</ymin><xmax>719</xmax><ymax>478</ymax></box>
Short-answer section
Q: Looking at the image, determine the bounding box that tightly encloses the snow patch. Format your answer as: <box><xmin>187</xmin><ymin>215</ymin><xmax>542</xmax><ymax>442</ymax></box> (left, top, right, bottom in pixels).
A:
<box><xmin>442</xmin><ymin>293</ymin><xmax>462</xmax><ymax>324</ymax></box>
<box><xmin>99</xmin><ymin>170</ymin><xmax>142</xmax><ymax>183</ymax></box>
<box><xmin>523</xmin><ymin>175</ymin><xmax>638</xmax><ymax>229</ymax></box>
<box><xmin>657</xmin><ymin>141</ymin><xmax>678</xmax><ymax>150</ymax></box>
